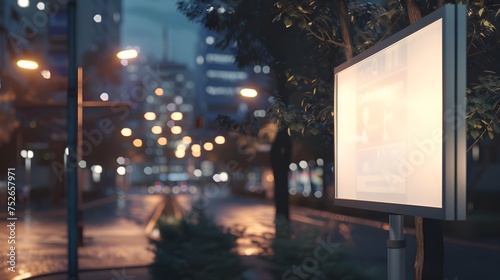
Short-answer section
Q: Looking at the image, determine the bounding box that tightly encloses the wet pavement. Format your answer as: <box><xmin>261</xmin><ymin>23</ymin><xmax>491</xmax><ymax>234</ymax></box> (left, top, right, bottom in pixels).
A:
<box><xmin>1</xmin><ymin>188</ymin><xmax>499</xmax><ymax>279</ymax></box>
<box><xmin>0</xmin><ymin>193</ymin><xmax>162</xmax><ymax>280</ymax></box>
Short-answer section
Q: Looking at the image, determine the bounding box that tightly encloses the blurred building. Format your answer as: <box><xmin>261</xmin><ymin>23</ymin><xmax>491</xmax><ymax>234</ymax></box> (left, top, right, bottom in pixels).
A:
<box><xmin>0</xmin><ymin>0</ymin><xmax>123</xmax><ymax>203</ymax></box>
<box><xmin>193</xmin><ymin>28</ymin><xmax>271</xmax><ymax>126</ymax></box>
<box><xmin>119</xmin><ymin>42</ymin><xmax>197</xmax><ymax>189</ymax></box>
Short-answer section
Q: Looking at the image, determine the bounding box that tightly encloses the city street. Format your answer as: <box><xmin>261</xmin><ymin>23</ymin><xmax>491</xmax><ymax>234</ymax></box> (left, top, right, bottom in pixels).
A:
<box><xmin>0</xmin><ymin>192</ymin><xmax>162</xmax><ymax>280</ymax></box>
<box><xmin>1</xmin><ymin>188</ymin><xmax>499</xmax><ymax>280</ymax></box>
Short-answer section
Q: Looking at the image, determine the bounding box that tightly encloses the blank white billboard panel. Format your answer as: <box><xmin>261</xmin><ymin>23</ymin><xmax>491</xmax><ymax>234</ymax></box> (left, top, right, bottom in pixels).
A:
<box><xmin>334</xmin><ymin>5</ymin><xmax>466</xmax><ymax>220</ymax></box>
<box><xmin>336</xmin><ymin>20</ymin><xmax>443</xmax><ymax>208</ymax></box>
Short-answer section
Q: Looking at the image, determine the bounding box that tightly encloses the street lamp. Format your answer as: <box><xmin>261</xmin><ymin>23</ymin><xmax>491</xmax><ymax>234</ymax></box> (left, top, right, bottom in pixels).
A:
<box><xmin>116</xmin><ymin>49</ymin><xmax>138</xmax><ymax>60</ymax></box>
<box><xmin>20</xmin><ymin>149</ymin><xmax>34</xmax><ymax>206</ymax></box>
<box><xmin>17</xmin><ymin>59</ymin><xmax>39</xmax><ymax>70</ymax></box>
<box><xmin>240</xmin><ymin>88</ymin><xmax>258</xmax><ymax>98</ymax></box>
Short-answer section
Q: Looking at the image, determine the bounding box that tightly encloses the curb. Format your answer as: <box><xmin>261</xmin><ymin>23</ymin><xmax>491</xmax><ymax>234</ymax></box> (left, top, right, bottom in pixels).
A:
<box><xmin>144</xmin><ymin>194</ymin><xmax>184</xmax><ymax>241</ymax></box>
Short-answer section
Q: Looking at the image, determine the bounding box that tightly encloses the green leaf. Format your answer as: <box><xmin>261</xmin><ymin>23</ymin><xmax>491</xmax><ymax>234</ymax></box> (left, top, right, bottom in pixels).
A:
<box><xmin>471</xmin><ymin>130</ymin><xmax>480</xmax><ymax>139</ymax></box>
<box><xmin>284</xmin><ymin>17</ymin><xmax>293</xmax><ymax>28</ymax></box>
<box><xmin>479</xmin><ymin>8</ymin><xmax>484</xmax><ymax>17</ymax></box>
<box><xmin>488</xmin><ymin>131</ymin><xmax>494</xmax><ymax>139</ymax></box>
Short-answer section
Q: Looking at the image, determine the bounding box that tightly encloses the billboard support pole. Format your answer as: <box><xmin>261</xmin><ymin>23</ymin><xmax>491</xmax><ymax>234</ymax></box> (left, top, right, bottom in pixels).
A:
<box><xmin>387</xmin><ymin>214</ymin><xmax>405</xmax><ymax>280</ymax></box>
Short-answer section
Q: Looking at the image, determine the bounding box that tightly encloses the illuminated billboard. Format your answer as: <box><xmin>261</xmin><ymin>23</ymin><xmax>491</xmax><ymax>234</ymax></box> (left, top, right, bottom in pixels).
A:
<box><xmin>334</xmin><ymin>5</ymin><xmax>466</xmax><ymax>220</ymax></box>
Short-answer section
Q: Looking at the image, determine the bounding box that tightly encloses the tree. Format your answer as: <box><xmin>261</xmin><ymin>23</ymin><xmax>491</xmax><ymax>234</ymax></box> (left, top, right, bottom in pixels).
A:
<box><xmin>177</xmin><ymin>0</ymin><xmax>316</xmax><ymax>227</ymax></box>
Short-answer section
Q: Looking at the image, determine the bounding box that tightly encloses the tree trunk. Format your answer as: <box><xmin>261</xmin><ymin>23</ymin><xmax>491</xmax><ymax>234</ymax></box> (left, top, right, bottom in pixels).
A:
<box><xmin>338</xmin><ymin>0</ymin><xmax>354</xmax><ymax>59</ymax></box>
<box><xmin>422</xmin><ymin>218</ymin><xmax>444</xmax><ymax>279</ymax></box>
<box><xmin>271</xmin><ymin>129</ymin><xmax>292</xmax><ymax>224</ymax></box>
<box><xmin>270</xmin><ymin>64</ymin><xmax>292</xmax><ymax>238</ymax></box>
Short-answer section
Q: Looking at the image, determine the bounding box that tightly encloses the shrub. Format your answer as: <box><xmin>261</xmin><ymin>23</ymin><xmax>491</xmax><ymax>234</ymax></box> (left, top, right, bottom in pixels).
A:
<box><xmin>258</xmin><ymin>219</ymin><xmax>385</xmax><ymax>280</ymax></box>
<box><xmin>149</xmin><ymin>201</ymin><xmax>246</xmax><ymax>280</ymax></box>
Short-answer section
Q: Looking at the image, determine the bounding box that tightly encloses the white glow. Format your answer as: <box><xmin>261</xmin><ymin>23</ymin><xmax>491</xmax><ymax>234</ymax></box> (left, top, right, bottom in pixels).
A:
<box><xmin>253</xmin><ymin>65</ymin><xmax>262</xmax><ymax>73</ymax></box>
<box><xmin>121</xmin><ymin>128</ymin><xmax>132</xmax><ymax>137</ymax></box>
<box><xmin>191</xmin><ymin>144</ymin><xmax>201</xmax><ymax>152</ymax></box>
<box><xmin>91</xmin><ymin>165</ymin><xmax>103</xmax><ymax>174</ymax></box>
<box><xmin>144</xmin><ymin>112</ymin><xmax>156</xmax><ymax>120</ymax></box>
<box><xmin>171</xmin><ymin>126</ymin><xmax>182</xmax><ymax>135</ymax></box>
<box><xmin>317</xmin><ymin>158</ymin><xmax>324</xmax><ymax>166</ymax></box>
<box><xmin>299</xmin><ymin>160</ymin><xmax>308</xmax><ymax>169</ymax></box>
<box><xmin>158</xmin><ymin>137</ymin><xmax>168</xmax><ymax>146</ymax></box>
<box><xmin>289</xmin><ymin>163</ymin><xmax>297</xmax><ymax>171</ymax></box>
<box><xmin>117</xmin><ymin>49</ymin><xmax>138</xmax><ymax>60</ymax></box>
<box><xmin>116</xmin><ymin>166</ymin><xmax>126</xmax><ymax>175</ymax></box>
<box><xmin>335</xmin><ymin>19</ymin><xmax>443</xmax><ymax>208</ymax></box>
<box><xmin>196</xmin><ymin>55</ymin><xmax>204</xmax><ymax>65</ymax></box>
<box><xmin>175</xmin><ymin>149</ymin><xmax>185</xmax><ymax>158</ymax></box>
<box><xmin>151</xmin><ymin>126</ymin><xmax>162</xmax><ymax>134</ymax></box>
<box><xmin>213</xmin><ymin>174</ymin><xmax>221</xmax><ymax>182</ymax></box>
<box><xmin>41</xmin><ymin>70</ymin><xmax>51</xmax><ymax>79</ymax></box>
<box><xmin>144</xmin><ymin>166</ymin><xmax>153</xmax><ymax>175</ymax></box>
<box><xmin>262</xmin><ymin>66</ymin><xmax>271</xmax><ymax>74</ymax></box>
<box><xmin>99</xmin><ymin>92</ymin><xmax>109</xmax><ymax>101</ymax></box>
<box><xmin>254</xmin><ymin>110</ymin><xmax>266</xmax><ymax>118</ymax></box>
<box><xmin>93</xmin><ymin>14</ymin><xmax>102</xmax><ymax>23</ymax></box>
<box><xmin>78</xmin><ymin>160</ymin><xmax>87</xmax><ymax>168</ymax></box>
<box><xmin>214</xmin><ymin>136</ymin><xmax>225</xmax><ymax>145</ymax></box>
<box><xmin>240</xmin><ymin>88</ymin><xmax>258</xmax><ymax>98</ymax></box>
<box><xmin>36</xmin><ymin>2</ymin><xmax>45</xmax><ymax>10</ymax></box>
<box><xmin>116</xmin><ymin>157</ymin><xmax>125</xmax><ymax>165</ymax></box>
<box><xmin>220</xmin><ymin>172</ymin><xmax>229</xmax><ymax>182</ymax></box>
<box><xmin>203</xmin><ymin>142</ymin><xmax>214</xmax><ymax>151</ymax></box>
<box><xmin>170</xmin><ymin>112</ymin><xmax>183</xmax><ymax>121</ymax></box>
<box><xmin>17</xmin><ymin>60</ymin><xmax>38</xmax><ymax>70</ymax></box>
<box><xmin>206</xmin><ymin>53</ymin><xmax>235</xmax><ymax>64</ymax></box>
<box><xmin>289</xmin><ymin>188</ymin><xmax>297</xmax><ymax>195</ymax></box>
<box><xmin>314</xmin><ymin>191</ymin><xmax>322</xmax><ymax>198</ymax></box>
<box><xmin>182</xmin><ymin>136</ymin><xmax>192</xmax><ymax>144</ymax></box>
<box><xmin>174</xmin><ymin>96</ymin><xmax>183</xmax><ymax>104</ymax></box>
<box><xmin>205</xmin><ymin>36</ymin><xmax>215</xmax><ymax>45</ymax></box>
<box><xmin>18</xmin><ymin>0</ymin><xmax>29</xmax><ymax>8</ymax></box>
<box><xmin>193</xmin><ymin>169</ymin><xmax>202</xmax><ymax>177</ymax></box>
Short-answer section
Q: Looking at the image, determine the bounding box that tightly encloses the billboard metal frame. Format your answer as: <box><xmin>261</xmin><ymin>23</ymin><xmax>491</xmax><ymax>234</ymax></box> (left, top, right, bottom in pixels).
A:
<box><xmin>333</xmin><ymin>5</ymin><xmax>466</xmax><ymax>221</ymax></box>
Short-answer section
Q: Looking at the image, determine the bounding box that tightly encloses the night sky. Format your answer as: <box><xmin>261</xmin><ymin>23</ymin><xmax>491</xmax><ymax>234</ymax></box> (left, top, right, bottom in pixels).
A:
<box><xmin>121</xmin><ymin>0</ymin><xmax>199</xmax><ymax>69</ymax></box>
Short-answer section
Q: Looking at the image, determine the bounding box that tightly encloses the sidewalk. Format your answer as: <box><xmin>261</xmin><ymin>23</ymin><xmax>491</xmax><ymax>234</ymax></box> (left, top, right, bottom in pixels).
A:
<box><xmin>19</xmin><ymin>192</ymin><xmax>271</xmax><ymax>280</ymax></box>
<box><xmin>13</xmin><ymin>191</ymin><xmax>500</xmax><ymax>280</ymax></box>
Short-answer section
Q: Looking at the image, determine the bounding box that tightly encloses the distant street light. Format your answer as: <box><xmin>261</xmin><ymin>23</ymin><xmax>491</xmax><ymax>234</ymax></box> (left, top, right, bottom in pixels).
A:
<box><xmin>20</xmin><ymin>149</ymin><xmax>34</xmax><ymax>206</ymax></box>
<box><xmin>121</xmin><ymin>128</ymin><xmax>132</xmax><ymax>137</ymax></box>
<box><xmin>171</xmin><ymin>126</ymin><xmax>182</xmax><ymax>134</ymax></box>
<box><xmin>116</xmin><ymin>49</ymin><xmax>138</xmax><ymax>60</ymax></box>
<box><xmin>170</xmin><ymin>112</ymin><xmax>183</xmax><ymax>121</ymax></box>
<box><xmin>17</xmin><ymin>59</ymin><xmax>39</xmax><ymax>70</ymax></box>
<box><xmin>203</xmin><ymin>142</ymin><xmax>214</xmax><ymax>151</ymax></box>
<box><xmin>240</xmin><ymin>88</ymin><xmax>258</xmax><ymax>98</ymax></box>
<box><xmin>214</xmin><ymin>135</ymin><xmax>225</xmax><ymax>145</ymax></box>
<box><xmin>144</xmin><ymin>112</ymin><xmax>156</xmax><ymax>120</ymax></box>
<box><xmin>151</xmin><ymin>125</ymin><xmax>162</xmax><ymax>134</ymax></box>
<box><xmin>158</xmin><ymin>137</ymin><xmax>168</xmax><ymax>146</ymax></box>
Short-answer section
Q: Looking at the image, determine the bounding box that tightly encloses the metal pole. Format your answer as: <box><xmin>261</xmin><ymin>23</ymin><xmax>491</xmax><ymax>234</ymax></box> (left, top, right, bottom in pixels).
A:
<box><xmin>67</xmin><ymin>0</ymin><xmax>78</xmax><ymax>279</ymax></box>
<box><xmin>387</xmin><ymin>214</ymin><xmax>405</xmax><ymax>280</ymax></box>
<box><xmin>77</xmin><ymin>67</ymin><xmax>84</xmax><ymax>247</ymax></box>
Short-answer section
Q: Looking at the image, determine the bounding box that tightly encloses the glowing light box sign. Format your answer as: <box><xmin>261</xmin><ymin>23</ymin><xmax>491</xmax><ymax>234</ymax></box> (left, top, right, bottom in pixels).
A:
<box><xmin>334</xmin><ymin>5</ymin><xmax>466</xmax><ymax>220</ymax></box>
